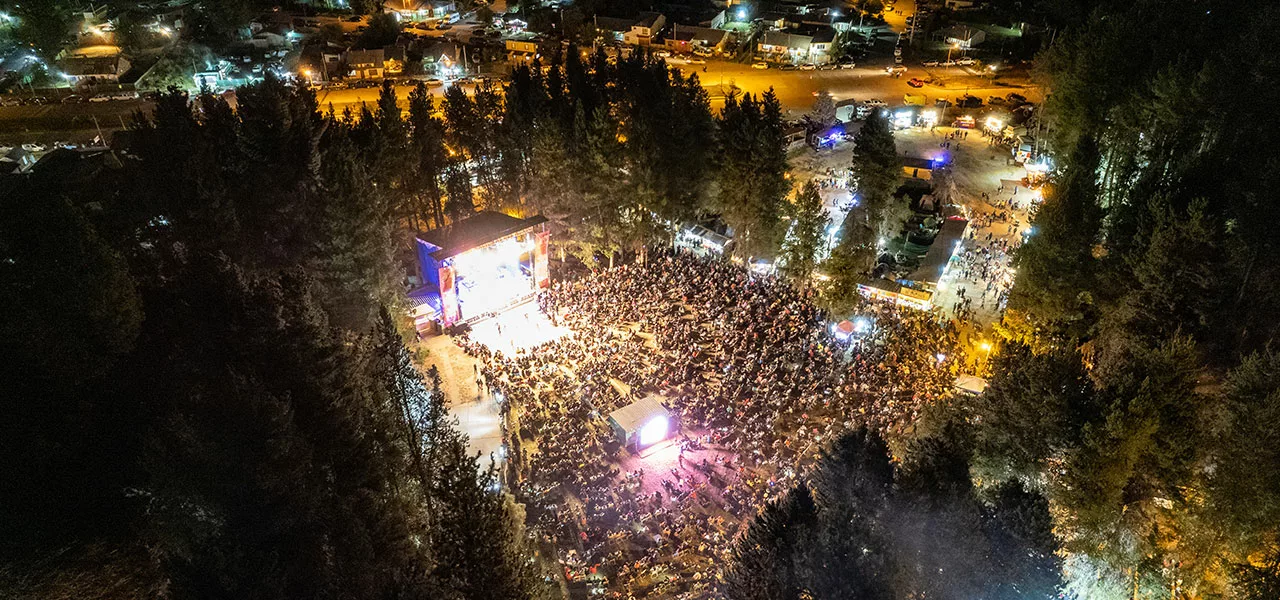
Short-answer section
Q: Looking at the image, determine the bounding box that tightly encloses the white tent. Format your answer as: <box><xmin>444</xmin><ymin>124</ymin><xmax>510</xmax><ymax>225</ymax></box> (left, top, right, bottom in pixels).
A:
<box><xmin>607</xmin><ymin>395</ymin><xmax>673</xmax><ymax>449</ymax></box>
<box><xmin>954</xmin><ymin>374</ymin><xmax>989</xmax><ymax>396</ymax></box>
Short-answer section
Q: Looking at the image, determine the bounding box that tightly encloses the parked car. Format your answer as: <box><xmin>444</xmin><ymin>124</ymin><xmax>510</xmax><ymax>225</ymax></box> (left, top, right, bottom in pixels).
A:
<box><xmin>987</xmin><ymin>95</ymin><xmax>1006</xmax><ymax>105</ymax></box>
<box><xmin>752</xmin><ymin>62</ymin><xmax>769</xmax><ymax>69</ymax></box>
<box><xmin>798</xmin><ymin>63</ymin><xmax>816</xmax><ymax>70</ymax></box>
<box><xmin>436</xmin><ymin>23</ymin><xmax>452</xmax><ymax>30</ymax></box>
<box><xmin>940</xmin><ymin>60</ymin><xmax>956</xmax><ymax>67</ymax></box>
<box><xmin>653</xmin><ymin>50</ymin><xmax>671</xmax><ymax>58</ymax></box>
<box><xmin>956</xmin><ymin>94</ymin><xmax>982</xmax><ymax>108</ymax></box>
<box><xmin>21</xmin><ymin>143</ymin><xmax>47</xmax><ymax>152</ymax></box>
<box><xmin>1005</xmin><ymin>92</ymin><xmax>1027</xmax><ymax>104</ymax></box>
<box><xmin>886</xmin><ymin>64</ymin><xmax>907</xmax><ymax>75</ymax></box>
<box><xmin>838</xmin><ymin>60</ymin><xmax>857</xmax><ymax>69</ymax></box>
<box><xmin>687</xmin><ymin>57</ymin><xmax>706</xmax><ymax>64</ymax></box>
<box><xmin>907</xmin><ymin>77</ymin><xmax>925</xmax><ymax>88</ymax></box>
<box><xmin>863</xmin><ymin>99</ymin><xmax>887</xmax><ymax>107</ymax></box>
<box><xmin>0</xmin><ymin>97</ymin><xmax>21</xmax><ymax>107</ymax></box>
<box><xmin>88</xmin><ymin>95</ymin><xmax>111</xmax><ymax>102</ymax></box>
<box><xmin>426</xmin><ymin>78</ymin><xmax>444</xmax><ymax>86</ymax></box>
<box><xmin>62</xmin><ymin>94</ymin><xmax>84</xmax><ymax>103</ymax></box>
<box><xmin>818</xmin><ymin>63</ymin><xmax>837</xmax><ymax>70</ymax></box>
<box><xmin>780</xmin><ymin>64</ymin><xmax>798</xmax><ymax>71</ymax></box>
<box><xmin>345</xmin><ymin>15</ymin><xmax>363</xmax><ymax>22</ymax></box>
<box><xmin>922</xmin><ymin>60</ymin><xmax>939</xmax><ymax>67</ymax></box>
<box><xmin>955</xmin><ymin>57</ymin><xmax>977</xmax><ymax>66</ymax></box>
<box><xmin>53</xmin><ymin>140</ymin><xmax>76</xmax><ymax>149</ymax></box>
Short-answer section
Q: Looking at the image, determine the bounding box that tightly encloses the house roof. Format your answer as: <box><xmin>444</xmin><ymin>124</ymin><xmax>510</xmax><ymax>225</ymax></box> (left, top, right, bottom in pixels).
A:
<box><xmin>595</xmin><ymin>16</ymin><xmax>635</xmax><ymax>33</ymax></box>
<box><xmin>672</xmin><ymin>24</ymin><xmax>726</xmax><ymax>45</ymax></box>
<box><xmin>416</xmin><ymin>211</ymin><xmax>548</xmax><ymax>260</ymax></box>
<box><xmin>810</xmin><ymin>28</ymin><xmax>836</xmax><ymax>43</ymax></box>
<box><xmin>346</xmin><ymin>48</ymin><xmax>384</xmax><ymax>67</ymax></box>
<box><xmin>635</xmin><ymin>12</ymin><xmax>663</xmax><ymax>29</ymax></box>
<box><xmin>608</xmin><ymin>395</ymin><xmax>671</xmax><ymax>434</ymax></box>
<box><xmin>60</xmin><ymin>55</ymin><xmax>122</xmax><ymax>76</ymax></box>
<box><xmin>760</xmin><ymin>31</ymin><xmax>812</xmax><ymax>49</ymax></box>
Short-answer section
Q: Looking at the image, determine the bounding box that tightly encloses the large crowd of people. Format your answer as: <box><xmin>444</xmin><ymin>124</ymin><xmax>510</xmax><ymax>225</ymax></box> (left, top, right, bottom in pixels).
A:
<box><xmin>455</xmin><ymin>249</ymin><xmax>962</xmax><ymax>599</ymax></box>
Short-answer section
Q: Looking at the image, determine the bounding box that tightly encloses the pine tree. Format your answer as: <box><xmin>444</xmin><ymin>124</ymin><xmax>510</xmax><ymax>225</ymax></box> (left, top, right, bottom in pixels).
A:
<box><xmin>712</xmin><ymin>91</ymin><xmax>790</xmax><ymax>259</ymax></box>
<box><xmin>408</xmin><ymin>83</ymin><xmax>448</xmax><ymax>228</ymax></box>
<box><xmin>848</xmin><ymin>108</ymin><xmax>900</xmax><ymax>235</ymax></box>
<box><xmin>819</xmin><ymin>211</ymin><xmax>876</xmax><ymax>314</ymax></box>
<box><xmin>779</xmin><ymin>181</ymin><xmax>828</xmax><ymax>284</ymax></box>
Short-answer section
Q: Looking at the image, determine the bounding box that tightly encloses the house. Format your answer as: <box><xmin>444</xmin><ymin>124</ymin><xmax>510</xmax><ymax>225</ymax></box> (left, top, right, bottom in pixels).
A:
<box><xmin>506</xmin><ymin>38</ymin><xmax>539</xmax><ymax>62</ymax></box>
<box><xmin>593</xmin><ymin>16</ymin><xmax>635</xmax><ymax>44</ymax></box>
<box><xmin>757</xmin><ymin>11</ymin><xmax>788</xmax><ymax>30</ymax></box>
<box><xmin>385</xmin><ymin>0</ymin><xmax>457</xmax><ymax>21</ymax></box>
<box><xmin>942</xmin><ymin>25</ymin><xmax>986</xmax><ymax>48</ymax></box>
<box><xmin>757</xmin><ymin>31</ymin><xmax>812</xmax><ymax>63</ymax></box>
<box><xmin>59</xmin><ymin>54</ymin><xmax>131</xmax><ymax>86</ymax></box>
<box><xmin>807</xmin><ymin>27</ymin><xmax>836</xmax><ymax>64</ymax></box>
<box><xmin>663</xmin><ymin>24</ymin><xmax>728</xmax><ymax>54</ymax></box>
<box><xmin>346</xmin><ymin>48</ymin><xmax>385</xmax><ymax>79</ymax></box>
<box><xmin>624</xmin><ymin>12</ymin><xmax>665</xmax><ymax>46</ymax></box>
<box><xmin>383</xmin><ymin>45</ymin><xmax>407</xmax><ymax>75</ymax></box>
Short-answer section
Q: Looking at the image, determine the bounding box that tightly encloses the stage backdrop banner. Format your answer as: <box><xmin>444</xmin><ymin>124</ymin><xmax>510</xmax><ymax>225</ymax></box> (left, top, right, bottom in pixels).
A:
<box><xmin>439</xmin><ymin>265</ymin><xmax>461</xmax><ymax>326</ymax></box>
<box><xmin>534</xmin><ymin>231</ymin><xmax>550</xmax><ymax>289</ymax></box>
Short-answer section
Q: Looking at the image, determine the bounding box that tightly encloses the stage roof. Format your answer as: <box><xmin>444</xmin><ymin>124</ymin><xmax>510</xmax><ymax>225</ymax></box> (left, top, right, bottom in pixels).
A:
<box><xmin>417</xmin><ymin>211</ymin><xmax>548</xmax><ymax>261</ymax></box>
<box><xmin>907</xmin><ymin>217</ymin><xmax>968</xmax><ymax>285</ymax></box>
<box><xmin>607</xmin><ymin>395</ymin><xmax>670</xmax><ymax>434</ymax></box>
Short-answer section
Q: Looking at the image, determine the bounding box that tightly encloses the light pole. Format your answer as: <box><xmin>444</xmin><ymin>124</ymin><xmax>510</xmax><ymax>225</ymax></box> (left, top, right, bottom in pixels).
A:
<box><xmin>946</xmin><ymin>42</ymin><xmax>959</xmax><ymax>64</ymax></box>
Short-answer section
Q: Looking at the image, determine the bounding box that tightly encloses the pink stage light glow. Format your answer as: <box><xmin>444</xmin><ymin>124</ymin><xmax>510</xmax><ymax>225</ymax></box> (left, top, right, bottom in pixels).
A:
<box><xmin>638</xmin><ymin>416</ymin><xmax>669</xmax><ymax>447</ymax></box>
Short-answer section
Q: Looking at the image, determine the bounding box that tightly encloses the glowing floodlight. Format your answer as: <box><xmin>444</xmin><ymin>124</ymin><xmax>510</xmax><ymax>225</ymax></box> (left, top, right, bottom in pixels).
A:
<box><xmin>638</xmin><ymin>415</ymin><xmax>669</xmax><ymax>446</ymax></box>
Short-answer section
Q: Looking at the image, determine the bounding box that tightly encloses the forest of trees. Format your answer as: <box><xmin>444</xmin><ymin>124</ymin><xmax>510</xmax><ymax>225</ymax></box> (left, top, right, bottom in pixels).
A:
<box><xmin>728</xmin><ymin>2</ymin><xmax>1280</xmax><ymax>599</ymax></box>
<box><xmin>0</xmin><ymin>187</ymin><xmax>544</xmax><ymax>597</ymax></box>
<box><xmin>967</xmin><ymin>1</ymin><xmax>1280</xmax><ymax>597</ymax></box>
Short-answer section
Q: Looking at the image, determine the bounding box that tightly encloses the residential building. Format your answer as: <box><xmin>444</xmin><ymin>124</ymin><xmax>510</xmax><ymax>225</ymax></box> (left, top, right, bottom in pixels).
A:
<box><xmin>624</xmin><ymin>12</ymin><xmax>665</xmax><ymax>46</ymax></box>
<box><xmin>383</xmin><ymin>45</ymin><xmax>407</xmax><ymax>75</ymax></box>
<box><xmin>593</xmin><ymin>16</ymin><xmax>634</xmax><ymax>44</ymax></box>
<box><xmin>59</xmin><ymin>54</ymin><xmax>131</xmax><ymax>86</ymax></box>
<box><xmin>345</xmin><ymin>48</ymin><xmax>385</xmax><ymax>79</ymax></box>
<box><xmin>808</xmin><ymin>27</ymin><xmax>836</xmax><ymax>64</ymax></box>
<box><xmin>942</xmin><ymin>25</ymin><xmax>986</xmax><ymax>48</ymax></box>
<box><xmin>757</xmin><ymin>31</ymin><xmax>812</xmax><ymax>63</ymax></box>
<box><xmin>385</xmin><ymin>0</ymin><xmax>457</xmax><ymax>21</ymax></box>
<box><xmin>506</xmin><ymin>38</ymin><xmax>539</xmax><ymax>62</ymax></box>
<box><xmin>664</xmin><ymin>24</ymin><xmax>728</xmax><ymax>54</ymax></box>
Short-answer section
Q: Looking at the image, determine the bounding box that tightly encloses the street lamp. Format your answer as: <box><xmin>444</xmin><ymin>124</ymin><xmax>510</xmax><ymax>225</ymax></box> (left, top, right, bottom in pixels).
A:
<box><xmin>946</xmin><ymin>42</ymin><xmax>959</xmax><ymax>64</ymax></box>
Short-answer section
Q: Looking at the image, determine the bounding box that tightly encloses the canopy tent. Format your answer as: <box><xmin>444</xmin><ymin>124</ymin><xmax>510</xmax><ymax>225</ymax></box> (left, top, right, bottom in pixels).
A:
<box><xmin>954</xmin><ymin>374</ymin><xmax>989</xmax><ymax>396</ymax></box>
<box><xmin>607</xmin><ymin>395</ymin><xmax>673</xmax><ymax>450</ymax></box>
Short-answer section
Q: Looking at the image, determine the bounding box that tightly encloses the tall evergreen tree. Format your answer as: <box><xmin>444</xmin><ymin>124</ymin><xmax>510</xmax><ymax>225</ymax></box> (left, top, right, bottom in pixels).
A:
<box><xmin>408</xmin><ymin>83</ymin><xmax>448</xmax><ymax>228</ymax></box>
<box><xmin>779</xmin><ymin>181</ymin><xmax>828</xmax><ymax>284</ymax></box>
